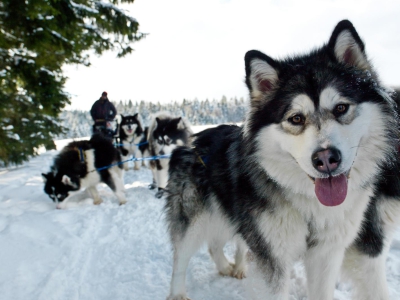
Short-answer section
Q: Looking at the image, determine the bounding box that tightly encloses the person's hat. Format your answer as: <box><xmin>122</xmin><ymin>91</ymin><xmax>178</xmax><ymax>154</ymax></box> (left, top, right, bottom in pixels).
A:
<box><xmin>102</xmin><ymin>91</ymin><xmax>107</xmax><ymax>96</ymax></box>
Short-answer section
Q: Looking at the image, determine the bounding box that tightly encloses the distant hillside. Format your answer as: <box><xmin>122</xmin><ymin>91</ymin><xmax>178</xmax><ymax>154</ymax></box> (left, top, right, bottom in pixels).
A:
<box><xmin>58</xmin><ymin>96</ymin><xmax>248</xmax><ymax>139</ymax></box>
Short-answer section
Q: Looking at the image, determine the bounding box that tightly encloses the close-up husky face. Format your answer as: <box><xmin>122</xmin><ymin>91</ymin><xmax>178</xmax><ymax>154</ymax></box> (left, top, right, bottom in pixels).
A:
<box><xmin>244</xmin><ymin>21</ymin><xmax>397</xmax><ymax>206</ymax></box>
<box><xmin>121</xmin><ymin>114</ymin><xmax>141</xmax><ymax>136</ymax></box>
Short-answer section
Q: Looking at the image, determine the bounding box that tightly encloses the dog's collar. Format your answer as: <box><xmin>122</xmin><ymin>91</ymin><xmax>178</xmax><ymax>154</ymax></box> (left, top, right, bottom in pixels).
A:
<box><xmin>128</xmin><ymin>136</ymin><xmax>136</xmax><ymax>144</ymax></box>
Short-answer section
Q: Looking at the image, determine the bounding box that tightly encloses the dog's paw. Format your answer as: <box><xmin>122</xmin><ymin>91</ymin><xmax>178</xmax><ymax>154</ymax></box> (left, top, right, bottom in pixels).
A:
<box><xmin>148</xmin><ymin>183</ymin><xmax>157</xmax><ymax>190</ymax></box>
<box><xmin>133</xmin><ymin>165</ymin><xmax>140</xmax><ymax>171</ymax></box>
<box><xmin>119</xmin><ymin>200</ymin><xmax>127</xmax><ymax>205</ymax></box>
<box><xmin>218</xmin><ymin>263</ymin><xmax>234</xmax><ymax>277</ymax></box>
<box><xmin>231</xmin><ymin>267</ymin><xmax>246</xmax><ymax>279</ymax></box>
<box><xmin>155</xmin><ymin>188</ymin><xmax>164</xmax><ymax>198</ymax></box>
<box><xmin>218</xmin><ymin>263</ymin><xmax>246</xmax><ymax>279</ymax></box>
<box><xmin>93</xmin><ymin>199</ymin><xmax>103</xmax><ymax>205</ymax></box>
<box><xmin>167</xmin><ymin>294</ymin><xmax>191</xmax><ymax>300</ymax></box>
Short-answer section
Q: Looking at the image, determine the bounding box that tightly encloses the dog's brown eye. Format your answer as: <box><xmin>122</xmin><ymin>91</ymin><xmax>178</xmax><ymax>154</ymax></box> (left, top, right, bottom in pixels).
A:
<box><xmin>289</xmin><ymin>114</ymin><xmax>305</xmax><ymax>125</ymax></box>
<box><xmin>334</xmin><ymin>104</ymin><xmax>349</xmax><ymax>117</ymax></box>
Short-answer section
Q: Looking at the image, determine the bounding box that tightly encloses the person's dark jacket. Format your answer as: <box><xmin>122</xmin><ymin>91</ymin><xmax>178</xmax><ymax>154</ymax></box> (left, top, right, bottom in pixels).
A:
<box><xmin>90</xmin><ymin>98</ymin><xmax>117</xmax><ymax>122</ymax></box>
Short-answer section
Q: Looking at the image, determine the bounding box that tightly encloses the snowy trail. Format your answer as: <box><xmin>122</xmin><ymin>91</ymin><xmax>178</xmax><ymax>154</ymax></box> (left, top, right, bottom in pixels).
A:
<box><xmin>0</xmin><ymin>149</ymin><xmax>399</xmax><ymax>300</ymax></box>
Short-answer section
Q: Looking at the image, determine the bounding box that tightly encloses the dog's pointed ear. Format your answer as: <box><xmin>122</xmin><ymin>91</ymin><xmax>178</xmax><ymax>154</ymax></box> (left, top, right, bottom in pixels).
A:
<box><xmin>42</xmin><ymin>173</ymin><xmax>49</xmax><ymax>182</ymax></box>
<box><xmin>133</xmin><ymin>113</ymin><xmax>138</xmax><ymax>118</ymax></box>
<box><xmin>153</xmin><ymin>117</ymin><xmax>161</xmax><ymax>131</ymax></box>
<box><xmin>328</xmin><ymin>20</ymin><xmax>370</xmax><ymax>70</ymax></box>
<box><xmin>61</xmin><ymin>175</ymin><xmax>72</xmax><ymax>185</ymax></box>
<box><xmin>173</xmin><ymin>117</ymin><xmax>190</xmax><ymax>130</ymax></box>
<box><xmin>245</xmin><ymin>50</ymin><xmax>279</xmax><ymax>102</ymax></box>
<box><xmin>61</xmin><ymin>175</ymin><xmax>78</xmax><ymax>189</ymax></box>
<box><xmin>171</xmin><ymin>117</ymin><xmax>182</xmax><ymax>128</ymax></box>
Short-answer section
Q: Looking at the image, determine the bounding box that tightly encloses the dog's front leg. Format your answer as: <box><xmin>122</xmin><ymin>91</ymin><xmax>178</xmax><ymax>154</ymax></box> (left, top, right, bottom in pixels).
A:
<box><xmin>149</xmin><ymin>161</ymin><xmax>158</xmax><ymax>190</ymax></box>
<box><xmin>304</xmin><ymin>246</ymin><xmax>345</xmax><ymax>300</ymax></box>
<box><xmin>245</xmin><ymin>235</ymin><xmax>295</xmax><ymax>299</ymax></box>
<box><xmin>155</xmin><ymin>160</ymin><xmax>169</xmax><ymax>198</ymax></box>
<box><xmin>341</xmin><ymin>199</ymin><xmax>400</xmax><ymax>300</ymax></box>
<box><xmin>109</xmin><ymin>168</ymin><xmax>127</xmax><ymax>205</ymax></box>
<box><xmin>342</xmin><ymin>245</ymin><xmax>390</xmax><ymax>300</ymax></box>
<box><xmin>87</xmin><ymin>186</ymin><xmax>103</xmax><ymax>205</ymax></box>
<box><xmin>121</xmin><ymin>155</ymin><xmax>130</xmax><ymax>171</ymax></box>
<box><xmin>134</xmin><ymin>147</ymin><xmax>142</xmax><ymax>170</ymax></box>
<box><xmin>251</xmin><ymin>257</ymin><xmax>291</xmax><ymax>300</ymax></box>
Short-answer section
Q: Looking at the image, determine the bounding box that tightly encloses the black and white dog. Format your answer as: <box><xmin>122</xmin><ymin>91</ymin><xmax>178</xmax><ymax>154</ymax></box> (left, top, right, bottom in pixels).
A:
<box><xmin>42</xmin><ymin>133</ymin><xmax>126</xmax><ymax>208</ymax></box>
<box><xmin>148</xmin><ymin>112</ymin><xmax>193</xmax><ymax>198</ymax></box>
<box><xmin>165</xmin><ymin>20</ymin><xmax>400</xmax><ymax>300</ymax></box>
<box><xmin>118</xmin><ymin>113</ymin><xmax>148</xmax><ymax>171</ymax></box>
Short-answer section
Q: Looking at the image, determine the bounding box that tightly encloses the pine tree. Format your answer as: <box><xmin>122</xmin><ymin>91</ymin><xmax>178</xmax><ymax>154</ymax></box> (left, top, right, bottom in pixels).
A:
<box><xmin>0</xmin><ymin>0</ymin><xmax>145</xmax><ymax>166</ymax></box>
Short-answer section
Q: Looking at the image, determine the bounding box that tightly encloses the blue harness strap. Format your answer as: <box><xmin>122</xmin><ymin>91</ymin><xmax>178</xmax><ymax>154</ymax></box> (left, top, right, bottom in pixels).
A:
<box><xmin>193</xmin><ymin>149</ymin><xmax>208</xmax><ymax>168</ymax></box>
<box><xmin>200</xmin><ymin>155</ymin><xmax>209</xmax><ymax>165</ymax></box>
<box><xmin>75</xmin><ymin>147</ymin><xmax>85</xmax><ymax>163</ymax></box>
<box><xmin>114</xmin><ymin>141</ymin><xmax>149</xmax><ymax>147</ymax></box>
<box><xmin>95</xmin><ymin>154</ymin><xmax>171</xmax><ymax>172</ymax></box>
<box><xmin>79</xmin><ymin>148</ymin><xmax>85</xmax><ymax>163</ymax></box>
<box><xmin>136</xmin><ymin>141</ymin><xmax>149</xmax><ymax>147</ymax></box>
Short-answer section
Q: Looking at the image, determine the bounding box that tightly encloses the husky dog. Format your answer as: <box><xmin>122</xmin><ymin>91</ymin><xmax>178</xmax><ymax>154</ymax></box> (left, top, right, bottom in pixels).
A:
<box><xmin>118</xmin><ymin>113</ymin><xmax>148</xmax><ymax>171</ymax></box>
<box><xmin>148</xmin><ymin>112</ymin><xmax>193</xmax><ymax>198</ymax></box>
<box><xmin>165</xmin><ymin>20</ymin><xmax>400</xmax><ymax>300</ymax></box>
<box><xmin>42</xmin><ymin>133</ymin><xmax>126</xmax><ymax>208</ymax></box>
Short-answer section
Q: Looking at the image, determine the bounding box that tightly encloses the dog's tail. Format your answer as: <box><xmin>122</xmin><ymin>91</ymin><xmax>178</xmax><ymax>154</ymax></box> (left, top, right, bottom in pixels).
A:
<box><xmin>165</xmin><ymin>146</ymin><xmax>204</xmax><ymax>240</ymax></box>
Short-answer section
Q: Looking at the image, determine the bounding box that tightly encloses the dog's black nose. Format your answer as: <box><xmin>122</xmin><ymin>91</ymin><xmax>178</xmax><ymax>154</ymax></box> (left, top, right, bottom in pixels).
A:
<box><xmin>311</xmin><ymin>148</ymin><xmax>341</xmax><ymax>174</ymax></box>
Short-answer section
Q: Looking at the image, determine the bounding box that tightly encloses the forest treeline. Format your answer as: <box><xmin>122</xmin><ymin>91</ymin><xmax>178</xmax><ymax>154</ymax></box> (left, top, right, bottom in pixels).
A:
<box><xmin>58</xmin><ymin>96</ymin><xmax>249</xmax><ymax>139</ymax></box>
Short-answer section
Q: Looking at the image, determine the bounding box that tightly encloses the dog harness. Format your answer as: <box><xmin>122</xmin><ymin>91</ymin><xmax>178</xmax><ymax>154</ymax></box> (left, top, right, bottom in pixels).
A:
<box><xmin>74</xmin><ymin>147</ymin><xmax>86</xmax><ymax>164</ymax></box>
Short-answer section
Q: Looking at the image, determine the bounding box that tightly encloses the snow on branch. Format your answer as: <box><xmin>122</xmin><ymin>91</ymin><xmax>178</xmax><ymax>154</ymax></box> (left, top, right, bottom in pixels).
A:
<box><xmin>50</xmin><ymin>30</ymin><xmax>75</xmax><ymax>45</ymax></box>
<box><xmin>81</xmin><ymin>23</ymin><xmax>98</xmax><ymax>31</ymax></box>
<box><xmin>0</xmin><ymin>28</ymin><xmax>18</xmax><ymax>40</ymax></box>
<box><xmin>95</xmin><ymin>1</ymin><xmax>137</xmax><ymax>23</ymax></box>
<box><xmin>70</xmin><ymin>1</ymin><xmax>99</xmax><ymax>14</ymax></box>
<box><xmin>39</xmin><ymin>67</ymin><xmax>55</xmax><ymax>76</ymax></box>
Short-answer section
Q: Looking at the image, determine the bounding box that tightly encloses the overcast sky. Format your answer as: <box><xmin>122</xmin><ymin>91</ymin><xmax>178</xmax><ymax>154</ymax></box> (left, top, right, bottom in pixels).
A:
<box><xmin>63</xmin><ymin>0</ymin><xmax>400</xmax><ymax>110</ymax></box>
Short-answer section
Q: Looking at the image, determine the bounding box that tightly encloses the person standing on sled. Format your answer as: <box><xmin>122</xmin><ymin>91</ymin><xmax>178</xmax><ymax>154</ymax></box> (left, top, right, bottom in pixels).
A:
<box><xmin>90</xmin><ymin>91</ymin><xmax>117</xmax><ymax>139</ymax></box>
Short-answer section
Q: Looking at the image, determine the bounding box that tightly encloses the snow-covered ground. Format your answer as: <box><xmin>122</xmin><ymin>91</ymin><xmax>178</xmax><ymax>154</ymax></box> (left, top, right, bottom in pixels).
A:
<box><xmin>0</xmin><ymin>132</ymin><xmax>399</xmax><ymax>300</ymax></box>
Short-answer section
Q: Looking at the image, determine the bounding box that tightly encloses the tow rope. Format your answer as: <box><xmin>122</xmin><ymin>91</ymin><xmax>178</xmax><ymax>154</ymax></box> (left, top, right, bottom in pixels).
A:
<box><xmin>95</xmin><ymin>154</ymin><xmax>171</xmax><ymax>172</ymax></box>
<box><xmin>113</xmin><ymin>141</ymin><xmax>149</xmax><ymax>147</ymax></box>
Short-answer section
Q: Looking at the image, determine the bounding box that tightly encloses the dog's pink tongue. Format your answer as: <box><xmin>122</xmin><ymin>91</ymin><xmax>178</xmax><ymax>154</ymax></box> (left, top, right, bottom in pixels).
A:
<box><xmin>315</xmin><ymin>174</ymin><xmax>347</xmax><ymax>206</ymax></box>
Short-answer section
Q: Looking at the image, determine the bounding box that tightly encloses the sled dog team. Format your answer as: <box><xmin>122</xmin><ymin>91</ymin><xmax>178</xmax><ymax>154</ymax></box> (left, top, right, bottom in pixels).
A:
<box><xmin>43</xmin><ymin>20</ymin><xmax>400</xmax><ymax>300</ymax></box>
<box><xmin>42</xmin><ymin>111</ymin><xmax>192</xmax><ymax>208</ymax></box>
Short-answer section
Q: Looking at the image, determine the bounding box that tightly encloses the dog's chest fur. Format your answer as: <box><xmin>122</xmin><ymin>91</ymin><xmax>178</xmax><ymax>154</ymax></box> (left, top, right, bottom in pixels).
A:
<box><xmin>121</xmin><ymin>135</ymin><xmax>142</xmax><ymax>154</ymax></box>
<box><xmin>281</xmin><ymin>186</ymin><xmax>372</xmax><ymax>251</ymax></box>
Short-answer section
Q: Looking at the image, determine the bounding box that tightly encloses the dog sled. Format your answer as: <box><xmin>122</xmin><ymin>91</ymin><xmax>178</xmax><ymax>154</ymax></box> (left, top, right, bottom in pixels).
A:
<box><xmin>92</xmin><ymin>119</ymin><xmax>118</xmax><ymax>140</ymax></box>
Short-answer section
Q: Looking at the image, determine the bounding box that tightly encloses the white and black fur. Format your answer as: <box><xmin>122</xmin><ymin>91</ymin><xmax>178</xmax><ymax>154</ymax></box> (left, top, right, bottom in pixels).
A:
<box><xmin>42</xmin><ymin>133</ymin><xmax>126</xmax><ymax>208</ymax></box>
<box><xmin>118</xmin><ymin>113</ymin><xmax>148</xmax><ymax>171</ymax></box>
<box><xmin>165</xmin><ymin>20</ymin><xmax>400</xmax><ymax>300</ymax></box>
<box><xmin>148</xmin><ymin>112</ymin><xmax>193</xmax><ymax>198</ymax></box>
